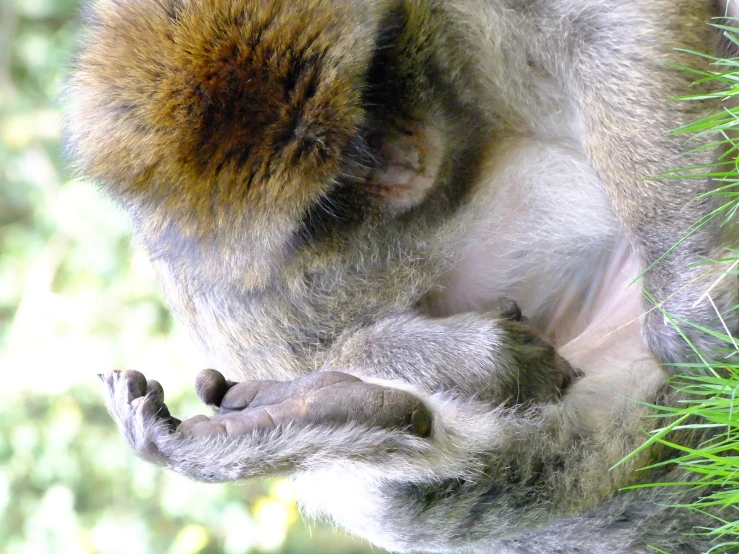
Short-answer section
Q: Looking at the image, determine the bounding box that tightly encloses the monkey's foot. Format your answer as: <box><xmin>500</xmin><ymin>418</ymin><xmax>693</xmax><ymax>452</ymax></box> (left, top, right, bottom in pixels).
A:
<box><xmin>188</xmin><ymin>370</ymin><xmax>432</xmax><ymax>438</ymax></box>
<box><xmin>99</xmin><ymin>369</ymin><xmax>182</xmax><ymax>428</ymax></box>
<box><xmin>101</xmin><ymin>370</ymin><xmax>431</xmax><ymax>440</ymax></box>
<box><xmin>368</xmin><ymin>119</ymin><xmax>443</xmax><ymax>214</ymax></box>
<box><xmin>100</xmin><ymin>370</ymin><xmax>435</xmax><ymax>482</ymax></box>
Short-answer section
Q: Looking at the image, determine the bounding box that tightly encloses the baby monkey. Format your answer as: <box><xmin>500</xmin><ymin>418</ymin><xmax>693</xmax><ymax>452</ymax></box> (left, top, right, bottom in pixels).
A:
<box><xmin>69</xmin><ymin>0</ymin><xmax>736</xmax><ymax>552</ymax></box>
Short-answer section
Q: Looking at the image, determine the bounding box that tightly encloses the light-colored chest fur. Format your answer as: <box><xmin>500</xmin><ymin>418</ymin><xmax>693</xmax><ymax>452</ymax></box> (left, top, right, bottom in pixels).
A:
<box><xmin>431</xmin><ymin>135</ymin><xmax>665</xmax><ymax>408</ymax></box>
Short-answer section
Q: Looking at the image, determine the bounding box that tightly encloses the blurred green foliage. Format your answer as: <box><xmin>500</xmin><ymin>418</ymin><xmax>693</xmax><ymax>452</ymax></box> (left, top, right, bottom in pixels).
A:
<box><xmin>0</xmin><ymin>0</ymin><xmax>379</xmax><ymax>552</ymax></box>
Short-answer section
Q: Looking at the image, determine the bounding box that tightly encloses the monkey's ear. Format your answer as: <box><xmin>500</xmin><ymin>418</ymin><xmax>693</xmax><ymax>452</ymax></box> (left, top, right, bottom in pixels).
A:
<box><xmin>369</xmin><ymin>120</ymin><xmax>444</xmax><ymax>214</ymax></box>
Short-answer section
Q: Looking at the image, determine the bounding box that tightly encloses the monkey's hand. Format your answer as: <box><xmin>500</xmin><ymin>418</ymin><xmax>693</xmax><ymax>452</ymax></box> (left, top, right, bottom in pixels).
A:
<box><xmin>99</xmin><ymin>369</ymin><xmax>434</xmax><ymax>482</ymax></box>
<box><xmin>191</xmin><ymin>369</ymin><xmax>432</xmax><ymax>437</ymax></box>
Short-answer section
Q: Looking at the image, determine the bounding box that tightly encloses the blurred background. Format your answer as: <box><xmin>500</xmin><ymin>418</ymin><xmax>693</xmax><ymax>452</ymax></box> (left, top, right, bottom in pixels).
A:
<box><xmin>0</xmin><ymin>0</ymin><xmax>380</xmax><ymax>552</ymax></box>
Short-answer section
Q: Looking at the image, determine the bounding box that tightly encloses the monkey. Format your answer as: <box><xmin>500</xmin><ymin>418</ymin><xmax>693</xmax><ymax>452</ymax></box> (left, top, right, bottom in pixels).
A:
<box><xmin>65</xmin><ymin>0</ymin><xmax>738</xmax><ymax>552</ymax></box>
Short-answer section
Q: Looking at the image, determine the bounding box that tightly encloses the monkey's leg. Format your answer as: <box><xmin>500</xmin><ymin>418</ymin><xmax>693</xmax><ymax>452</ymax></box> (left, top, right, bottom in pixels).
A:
<box><xmin>98</xmin><ymin>366</ymin><xmax>587</xmax><ymax>548</ymax></box>
<box><xmin>572</xmin><ymin>1</ymin><xmax>737</xmax><ymax>367</ymax></box>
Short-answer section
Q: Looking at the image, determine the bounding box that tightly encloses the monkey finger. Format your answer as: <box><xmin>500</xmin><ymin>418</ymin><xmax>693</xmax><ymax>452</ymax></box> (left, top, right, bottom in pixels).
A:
<box><xmin>186</xmin><ymin>420</ymin><xmax>227</xmax><ymax>438</ymax></box>
<box><xmin>131</xmin><ymin>394</ymin><xmax>163</xmax><ymax>420</ymax></box>
<box><xmin>485</xmin><ymin>298</ymin><xmax>528</xmax><ymax>323</ymax></box>
<box><xmin>100</xmin><ymin>370</ymin><xmax>141</xmax><ymax>403</ymax></box>
<box><xmin>556</xmin><ymin>357</ymin><xmax>583</xmax><ymax>394</ymax></box>
<box><xmin>177</xmin><ymin>414</ymin><xmax>211</xmax><ymax>435</ymax></box>
<box><xmin>129</xmin><ymin>382</ymin><xmax>178</xmax><ymax>429</ymax></box>
<box><xmin>498</xmin><ymin>299</ymin><xmax>523</xmax><ymax>322</ymax></box>
<box><xmin>120</xmin><ymin>369</ymin><xmax>148</xmax><ymax>400</ymax></box>
<box><xmin>195</xmin><ymin>369</ymin><xmax>232</xmax><ymax>407</ymax></box>
<box><xmin>146</xmin><ymin>379</ymin><xmax>164</xmax><ymax>404</ymax></box>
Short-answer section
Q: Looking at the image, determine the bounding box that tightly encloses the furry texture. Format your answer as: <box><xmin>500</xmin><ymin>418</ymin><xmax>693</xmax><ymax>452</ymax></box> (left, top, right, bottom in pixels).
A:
<box><xmin>67</xmin><ymin>0</ymin><xmax>738</xmax><ymax>552</ymax></box>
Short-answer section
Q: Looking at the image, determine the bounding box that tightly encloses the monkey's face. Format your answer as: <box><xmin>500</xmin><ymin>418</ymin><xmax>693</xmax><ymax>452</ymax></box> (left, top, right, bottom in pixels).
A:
<box><xmin>67</xmin><ymin>0</ymin><xmax>450</xmax><ymax>288</ymax></box>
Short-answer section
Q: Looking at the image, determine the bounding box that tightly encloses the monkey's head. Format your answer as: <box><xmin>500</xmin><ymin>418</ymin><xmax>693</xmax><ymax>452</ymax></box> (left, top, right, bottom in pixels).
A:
<box><xmin>67</xmin><ymin>0</ymin><xmax>466</xmax><ymax>289</ymax></box>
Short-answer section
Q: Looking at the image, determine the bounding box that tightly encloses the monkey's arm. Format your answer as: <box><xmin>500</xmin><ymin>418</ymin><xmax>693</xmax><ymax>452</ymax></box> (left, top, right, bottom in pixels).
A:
<box><xmin>99</xmin><ymin>312</ymin><xmax>587</xmax><ymax>541</ymax></box>
<box><xmin>100</xmin><ymin>310</ymin><xmax>577</xmax><ymax>476</ymax></box>
<box><xmin>100</xmin><ymin>310</ymin><xmax>574</xmax><ymax>476</ymax></box>
<box><xmin>322</xmin><ymin>311</ymin><xmax>578</xmax><ymax>402</ymax></box>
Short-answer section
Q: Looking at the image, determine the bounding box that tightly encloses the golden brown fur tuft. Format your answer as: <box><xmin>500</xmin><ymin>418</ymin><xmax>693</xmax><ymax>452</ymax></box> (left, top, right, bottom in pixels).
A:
<box><xmin>66</xmin><ymin>0</ymin><xmax>390</xmax><ymax>234</ymax></box>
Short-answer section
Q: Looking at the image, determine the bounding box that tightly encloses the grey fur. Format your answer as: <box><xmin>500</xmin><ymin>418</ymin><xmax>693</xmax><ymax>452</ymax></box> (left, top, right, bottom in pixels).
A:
<box><xmin>69</xmin><ymin>0</ymin><xmax>738</xmax><ymax>552</ymax></box>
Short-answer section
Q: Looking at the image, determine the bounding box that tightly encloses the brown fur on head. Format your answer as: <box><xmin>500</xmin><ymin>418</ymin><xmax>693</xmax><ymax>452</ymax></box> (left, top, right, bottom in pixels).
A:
<box><xmin>66</xmin><ymin>0</ymin><xmax>397</xmax><ymax>241</ymax></box>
